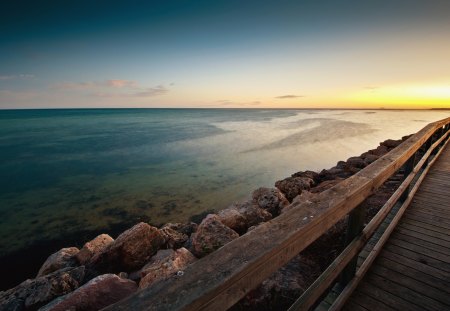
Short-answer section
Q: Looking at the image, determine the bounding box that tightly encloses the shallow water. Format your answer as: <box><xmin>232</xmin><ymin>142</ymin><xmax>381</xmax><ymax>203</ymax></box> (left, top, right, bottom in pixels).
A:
<box><xmin>0</xmin><ymin>109</ymin><xmax>448</xmax><ymax>258</ymax></box>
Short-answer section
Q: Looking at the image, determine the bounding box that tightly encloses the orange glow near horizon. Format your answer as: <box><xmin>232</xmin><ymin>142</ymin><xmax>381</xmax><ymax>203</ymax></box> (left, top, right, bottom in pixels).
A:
<box><xmin>344</xmin><ymin>83</ymin><xmax>450</xmax><ymax>109</ymax></box>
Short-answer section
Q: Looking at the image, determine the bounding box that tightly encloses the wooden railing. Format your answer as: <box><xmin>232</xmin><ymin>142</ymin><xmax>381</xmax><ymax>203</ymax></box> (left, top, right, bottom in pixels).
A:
<box><xmin>106</xmin><ymin>117</ymin><xmax>450</xmax><ymax>311</ymax></box>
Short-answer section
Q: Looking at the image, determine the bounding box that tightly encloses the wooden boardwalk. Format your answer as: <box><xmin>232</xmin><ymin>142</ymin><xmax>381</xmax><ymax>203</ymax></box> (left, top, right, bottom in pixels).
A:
<box><xmin>344</xmin><ymin>144</ymin><xmax>450</xmax><ymax>311</ymax></box>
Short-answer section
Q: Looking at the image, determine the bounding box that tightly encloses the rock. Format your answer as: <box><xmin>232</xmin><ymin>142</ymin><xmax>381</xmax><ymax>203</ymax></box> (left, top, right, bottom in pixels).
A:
<box><xmin>191</xmin><ymin>214</ymin><xmax>239</xmax><ymax>258</ymax></box>
<box><xmin>139</xmin><ymin>248</ymin><xmax>196</xmax><ymax>289</ymax></box>
<box><xmin>363</xmin><ymin>153</ymin><xmax>379</xmax><ymax>164</ymax></box>
<box><xmin>218</xmin><ymin>201</ymin><xmax>272</xmax><ymax>234</ymax></box>
<box><xmin>39</xmin><ymin>274</ymin><xmax>137</xmax><ymax>311</ymax></box>
<box><xmin>346</xmin><ymin>156</ymin><xmax>366</xmax><ymax>169</ymax></box>
<box><xmin>381</xmin><ymin>139</ymin><xmax>402</xmax><ymax>149</ymax></box>
<box><xmin>37</xmin><ymin>247</ymin><xmax>80</xmax><ymax>277</ymax></box>
<box><xmin>0</xmin><ymin>267</ymin><xmax>85</xmax><ymax>311</ymax></box>
<box><xmin>89</xmin><ymin>222</ymin><xmax>165</xmax><ymax>274</ymax></box>
<box><xmin>282</xmin><ymin>191</ymin><xmax>315</xmax><ymax>214</ymax></box>
<box><xmin>369</xmin><ymin>145</ymin><xmax>389</xmax><ymax>156</ymax></box>
<box><xmin>291</xmin><ymin>170</ymin><xmax>320</xmax><ymax>183</ymax></box>
<box><xmin>217</xmin><ymin>205</ymin><xmax>248</xmax><ymax>234</ymax></box>
<box><xmin>76</xmin><ymin>234</ymin><xmax>114</xmax><ymax>265</ymax></box>
<box><xmin>275</xmin><ymin>177</ymin><xmax>314</xmax><ymax>202</ymax></box>
<box><xmin>240</xmin><ymin>202</ymin><xmax>272</xmax><ymax>227</ymax></box>
<box><xmin>160</xmin><ymin>227</ymin><xmax>188</xmax><ymax>249</ymax></box>
<box><xmin>238</xmin><ymin>255</ymin><xmax>320</xmax><ymax>310</ymax></box>
<box><xmin>162</xmin><ymin>222</ymin><xmax>198</xmax><ymax>236</ymax></box>
<box><xmin>310</xmin><ymin>179</ymin><xmax>343</xmax><ymax>193</ymax></box>
<box><xmin>252</xmin><ymin>187</ymin><xmax>289</xmax><ymax>216</ymax></box>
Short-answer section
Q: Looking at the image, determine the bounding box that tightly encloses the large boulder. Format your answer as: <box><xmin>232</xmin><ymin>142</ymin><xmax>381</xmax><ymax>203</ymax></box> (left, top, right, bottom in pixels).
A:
<box><xmin>0</xmin><ymin>266</ymin><xmax>85</xmax><ymax>311</ymax></box>
<box><xmin>252</xmin><ymin>187</ymin><xmax>289</xmax><ymax>216</ymax></box>
<box><xmin>39</xmin><ymin>274</ymin><xmax>137</xmax><ymax>311</ymax></box>
<box><xmin>311</xmin><ymin>179</ymin><xmax>343</xmax><ymax>193</ymax></box>
<box><xmin>291</xmin><ymin>170</ymin><xmax>320</xmax><ymax>183</ymax></box>
<box><xmin>76</xmin><ymin>234</ymin><xmax>114</xmax><ymax>265</ymax></box>
<box><xmin>162</xmin><ymin>222</ymin><xmax>198</xmax><ymax>236</ymax></box>
<box><xmin>369</xmin><ymin>145</ymin><xmax>389</xmax><ymax>156</ymax></box>
<box><xmin>89</xmin><ymin>222</ymin><xmax>165</xmax><ymax>274</ymax></box>
<box><xmin>217</xmin><ymin>201</ymin><xmax>272</xmax><ymax>234</ymax></box>
<box><xmin>37</xmin><ymin>247</ymin><xmax>79</xmax><ymax>277</ymax></box>
<box><xmin>275</xmin><ymin>177</ymin><xmax>314</xmax><ymax>202</ymax></box>
<box><xmin>238</xmin><ymin>255</ymin><xmax>321</xmax><ymax>310</ymax></box>
<box><xmin>139</xmin><ymin>248</ymin><xmax>196</xmax><ymax>289</ymax></box>
<box><xmin>191</xmin><ymin>214</ymin><xmax>239</xmax><ymax>258</ymax></box>
<box><xmin>160</xmin><ymin>227</ymin><xmax>189</xmax><ymax>249</ymax></box>
<box><xmin>381</xmin><ymin>139</ymin><xmax>402</xmax><ymax>149</ymax></box>
<box><xmin>217</xmin><ymin>205</ymin><xmax>248</xmax><ymax>234</ymax></box>
<box><xmin>346</xmin><ymin>156</ymin><xmax>366</xmax><ymax>169</ymax></box>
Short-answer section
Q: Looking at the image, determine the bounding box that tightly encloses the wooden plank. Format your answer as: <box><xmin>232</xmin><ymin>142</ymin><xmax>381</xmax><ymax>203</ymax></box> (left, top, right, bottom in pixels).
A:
<box><xmin>361</xmin><ymin>273</ymin><xmax>448</xmax><ymax>311</ymax></box>
<box><xmin>378</xmin><ymin>248</ymin><xmax>450</xmax><ymax>281</ymax></box>
<box><xmin>406</xmin><ymin>208</ymin><xmax>450</xmax><ymax>222</ymax></box>
<box><xmin>412</xmin><ymin>194</ymin><xmax>450</xmax><ymax>205</ymax></box>
<box><xmin>369</xmin><ymin>265</ymin><xmax>450</xmax><ymax>305</ymax></box>
<box><xmin>396</xmin><ymin>223</ymin><xmax>450</xmax><ymax>243</ymax></box>
<box><xmin>342</xmin><ymin>301</ymin><xmax>369</xmax><ymax>311</ymax></box>
<box><xmin>347</xmin><ymin>290</ymin><xmax>396</xmax><ymax>311</ymax></box>
<box><xmin>410</xmin><ymin>197</ymin><xmax>450</xmax><ymax>209</ymax></box>
<box><xmin>386</xmin><ymin>239</ymin><xmax>450</xmax><ymax>264</ymax></box>
<box><xmin>356</xmin><ymin>281</ymin><xmax>424</xmax><ymax>311</ymax></box>
<box><xmin>383</xmin><ymin>243</ymin><xmax>450</xmax><ymax>272</ymax></box>
<box><xmin>391</xmin><ymin>231</ymin><xmax>450</xmax><ymax>256</ymax></box>
<box><xmin>402</xmin><ymin>213</ymin><xmax>450</xmax><ymax>229</ymax></box>
<box><xmin>374</xmin><ymin>256</ymin><xmax>450</xmax><ymax>293</ymax></box>
<box><xmin>400</xmin><ymin>218</ymin><xmax>450</xmax><ymax>235</ymax></box>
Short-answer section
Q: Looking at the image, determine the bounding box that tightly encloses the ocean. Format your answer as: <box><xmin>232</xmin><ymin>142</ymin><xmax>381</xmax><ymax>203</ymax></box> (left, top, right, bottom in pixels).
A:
<box><xmin>0</xmin><ymin>108</ymin><xmax>448</xmax><ymax>288</ymax></box>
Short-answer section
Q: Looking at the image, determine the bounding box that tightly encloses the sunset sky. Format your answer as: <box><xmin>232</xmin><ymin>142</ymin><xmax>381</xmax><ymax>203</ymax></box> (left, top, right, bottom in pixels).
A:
<box><xmin>1</xmin><ymin>0</ymin><xmax>449</xmax><ymax>109</ymax></box>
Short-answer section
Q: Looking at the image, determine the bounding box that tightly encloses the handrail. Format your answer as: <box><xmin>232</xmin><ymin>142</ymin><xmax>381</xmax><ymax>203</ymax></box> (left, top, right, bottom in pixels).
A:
<box><xmin>329</xmin><ymin>131</ymin><xmax>450</xmax><ymax>310</ymax></box>
<box><xmin>105</xmin><ymin>117</ymin><xmax>450</xmax><ymax>311</ymax></box>
<box><xmin>288</xmin><ymin>125</ymin><xmax>450</xmax><ymax>311</ymax></box>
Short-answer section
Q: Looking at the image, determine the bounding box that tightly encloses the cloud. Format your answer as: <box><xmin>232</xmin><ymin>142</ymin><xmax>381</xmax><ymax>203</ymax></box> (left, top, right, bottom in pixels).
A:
<box><xmin>106</xmin><ymin>79</ymin><xmax>138</xmax><ymax>88</ymax></box>
<box><xmin>215</xmin><ymin>99</ymin><xmax>261</xmax><ymax>107</ymax></box>
<box><xmin>0</xmin><ymin>74</ymin><xmax>35</xmax><ymax>80</ymax></box>
<box><xmin>94</xmin><ymin>85</ymin><xmax>168</xmax><ymax>98</ymax></box>
<box><xmin>51</xmin><ymin>79</ymin><xmax>169</xmax><ymax>97</ymax></box>
<box><xmin>275</xmin><ymin>95</ymin><xmax>305</xmax><ymax>99</ymax></box>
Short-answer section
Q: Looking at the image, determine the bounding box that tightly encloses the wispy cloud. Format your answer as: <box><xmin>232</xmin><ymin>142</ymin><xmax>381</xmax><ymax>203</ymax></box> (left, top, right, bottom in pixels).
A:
<box><xmin>363</xmin><ymin>86</ymin><xmax>380</xmax><ymax>93</ymax></box>
<box><xmin>0</xmin><ymin>74</ymin><xmax>35</xmax><ymax>80</ymax></box>
<box><xmin>215</xmin><ymin>99</ymin><xmax>261</xmax><ymax>107</ymax></box>
<box><xmin>275</xmin><ymin>94</ymin><xmax>305</xmax><ymax>99</ymax></box>
<box><xmin>51</xmin><ymin>79</ymin><xmax>169</xmax><ymax>98</ymax></box>
<box><xmin>95</xmin><ymin>85</ymin><xmax>168</xmax><ymax>98</ymax></box>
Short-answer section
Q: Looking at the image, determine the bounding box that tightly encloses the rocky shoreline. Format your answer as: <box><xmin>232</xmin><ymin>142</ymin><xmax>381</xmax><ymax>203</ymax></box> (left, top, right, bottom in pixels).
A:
<box><xmin>0</xmin><ymin>135</ymin><xmax>413</xmax><ymax>311</ymax></box>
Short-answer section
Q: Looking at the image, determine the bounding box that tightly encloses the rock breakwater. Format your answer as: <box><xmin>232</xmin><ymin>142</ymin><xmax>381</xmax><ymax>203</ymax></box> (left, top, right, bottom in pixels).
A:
<box><xmin>0</xmin><ymin>135</ymin><xmax>413</xmax><ymax>311</ymax></box>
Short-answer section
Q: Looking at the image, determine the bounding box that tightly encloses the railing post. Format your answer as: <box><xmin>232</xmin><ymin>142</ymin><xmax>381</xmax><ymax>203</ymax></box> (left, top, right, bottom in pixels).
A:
<box><xmin>400</xmin><ymin>152</ymin><xmax>416</xmax><ymax>202</ymax></box>
<box><xmin>339</xmin><ymin>204</ymin><xmax>365</xmax><ymax>286</ymax></box>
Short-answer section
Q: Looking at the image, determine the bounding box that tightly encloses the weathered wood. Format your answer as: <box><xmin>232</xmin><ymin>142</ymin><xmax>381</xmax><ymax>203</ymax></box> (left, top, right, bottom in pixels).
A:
<box><xmin>374</xmin><ymin>257</ymin><xmax>450</xmax><ymax>293</ymax></box>
<box><xmin>392</xmin><ymin>232</ymin><xmax>450</xmax><ymax>256</ymax></box>
<box><xmin>355</xmin><ymin>273</ymin><xmax>446</xmax><ymax>311</ymax></box>
<box><xmin>383</xmin><ymin>243</ymin><xmax>450</xmax><ymax>272</ymax></box>
<box><xmin>340</xmin><ymin>205</ymin><xmax>366</xmax><ymax>286</ymax></box>
<box><xmin>356</xmin><ymin>282</ymin><xmax>423</xmax><ymax>311</ymax></box>
<box><xmin>378</xmin><ymin>248</ymin><xmax>450</xmax><ymax>280</ymax></box>
<box><xmin>400</xmin><ymin>152</ymin><xmax>416</xmax><ymax>202</ymax></box>
<box><xmin>329</xmin><ymin>136</ymin><xmax>449</xmax><ymax>310</ymax></box>
<box><xmin>347</xmin><ymin>290</ymin><xmax>396</xmax><ymax>311</ymax></box>
<box><xmin>106</xmin><ymin>118</ymin><xmax>450</xmax><ymax>311</ymax></box>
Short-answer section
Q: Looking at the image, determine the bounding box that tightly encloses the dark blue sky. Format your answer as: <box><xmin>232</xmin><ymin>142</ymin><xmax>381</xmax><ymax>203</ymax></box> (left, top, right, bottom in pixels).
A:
<box><xmin>1</xmin><ymin>0</ymin><xmax>449</xmax><ymax>108</ymax></box>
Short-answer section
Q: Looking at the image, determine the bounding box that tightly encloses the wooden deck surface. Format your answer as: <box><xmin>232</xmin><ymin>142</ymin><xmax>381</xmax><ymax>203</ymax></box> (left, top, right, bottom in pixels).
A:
<box><xmin>344</xmin><ymin>144</ymin><xmax>450</xmax><ymax>311</ymax></box>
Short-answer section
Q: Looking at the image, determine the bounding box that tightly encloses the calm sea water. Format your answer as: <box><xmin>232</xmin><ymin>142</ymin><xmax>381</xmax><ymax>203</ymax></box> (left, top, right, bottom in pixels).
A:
<box><xmin>0</xmin><ymin>109</ymin><xmax>448</xmax><ymax>260</ymax></box>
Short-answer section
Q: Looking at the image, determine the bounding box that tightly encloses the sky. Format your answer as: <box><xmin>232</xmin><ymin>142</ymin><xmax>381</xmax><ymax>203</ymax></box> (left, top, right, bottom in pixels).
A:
<box><xmin>1</xmin><ymin>0</ymin><xmax>450</xmax><ymax>109</ymax></box>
